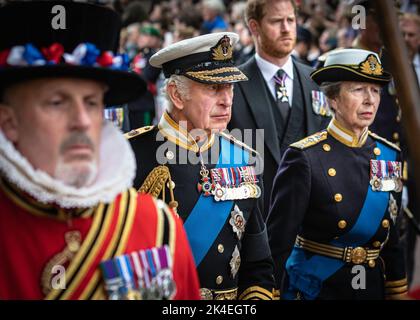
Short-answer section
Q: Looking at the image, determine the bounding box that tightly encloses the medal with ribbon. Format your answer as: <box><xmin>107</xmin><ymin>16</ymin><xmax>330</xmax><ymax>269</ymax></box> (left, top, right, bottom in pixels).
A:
<box><xmin>370</xmin><ymin>159</ymin><xmax>402</xmax><ymax>192</ymax></box>
<box><xmin>100</xmin><ymin>245</ymin><xmax>176</xmax><ymax>300</ymax></box>
<box><xmin>311</xmin><ymin>90</ymin><xmax>331</xmax><ymax>116</ymax></box>
<box><xmin>274</xmin><ymin>71</ymin><xmax>289</xmax><ymax>103</ymax></box>
<box><xmin>209</xmin><ymin>166</ymin><xmax>261</xmax><ymax>201</ymax></box>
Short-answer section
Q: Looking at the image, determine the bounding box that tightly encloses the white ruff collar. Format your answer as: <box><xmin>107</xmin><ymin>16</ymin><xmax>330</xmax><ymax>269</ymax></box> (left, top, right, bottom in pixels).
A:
<box><xmin>0</xmin><ymin>121</ymin><xmax>136</xmax><ymax>209</ymax></box>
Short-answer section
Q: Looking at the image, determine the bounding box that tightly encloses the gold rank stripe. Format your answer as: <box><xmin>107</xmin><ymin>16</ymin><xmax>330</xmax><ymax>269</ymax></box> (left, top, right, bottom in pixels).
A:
<box><xmin>385</xmin><ymin>278</ymin><xmax>408</xmax><ymax>287</ymax></box>
<box><xmin>385</xmin><ymin>285</ymin><xmax>409</xmax><ymax>294</ymax></box>
<box><xmin>385</xmin><ymin>292</ymin><xmax>409</xmax><ymax>300</ymax></box>
<box><xmin>45</xmin><ymin>202</ymin><xmax>108</xmax><ymax>300</ymax></box>
<box><xmin>80</xmin><ymin>189</ymin><xmax>138</xmax><ymax>300</ymax></box>
<box><xmin>238</xmin><ymin>286</ymin><xmax>273</xmax><ymax>300</ymax></box>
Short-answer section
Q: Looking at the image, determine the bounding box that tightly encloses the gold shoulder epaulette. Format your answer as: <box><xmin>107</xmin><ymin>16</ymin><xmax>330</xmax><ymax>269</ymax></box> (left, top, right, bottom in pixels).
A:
<box><xmin>219</xmin><ymin>131</ymin><xmax>260</xmax><ymax>156</ymax></box>
<box><xmin>124</xmin><ymin>126</ymin><xmax>155</xmax><ymax>140</ymax></box>
<box><xmin>139</xmin><ymin>165</ymin><xmax>178</xmax><ymax>212</ymax></box>
<box><xmin>290</xmin><ymin>131</ymin><xmax>328</xmax><ymax>150</ymax></box>
<box><xmin>368</xmin><ymin>131</ymin><xmax>401</xmax><ymax>152</ymax></box>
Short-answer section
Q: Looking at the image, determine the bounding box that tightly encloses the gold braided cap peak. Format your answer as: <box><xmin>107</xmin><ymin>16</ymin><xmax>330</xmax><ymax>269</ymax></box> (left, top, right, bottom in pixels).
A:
<box><xmin>290</xmin><ymin>131</ymin><xmax>328</xmax><ymax>150</ymax></box>
<box><xmin>368</xmin><ymin>131</ymin><xmax>401</xmax><ymax>152</ymax></box>
<box><xmin>124</xmin><ymin>126</ymin><xmax>155</xmax><ymax>140</ymax></box>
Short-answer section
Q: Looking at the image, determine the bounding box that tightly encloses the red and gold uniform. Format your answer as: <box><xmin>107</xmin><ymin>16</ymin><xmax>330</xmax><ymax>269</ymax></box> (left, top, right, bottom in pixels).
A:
<box><xmin>0</xmin><ymin>180</ymin><xmax>200</xmax><ymax>300</ymax></box>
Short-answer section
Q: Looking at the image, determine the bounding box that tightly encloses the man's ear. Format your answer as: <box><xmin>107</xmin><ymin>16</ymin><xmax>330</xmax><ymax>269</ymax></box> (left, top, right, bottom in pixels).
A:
<box><xmin>0</xmin><ymin>104</ymin><xmax>19</xmax><ymax>143</ymax></box>
<box><xmin>167</xmin><ymin>82</ymin><xmax>185</xmax><ymax>111</ymax></box>
<box><xmin>248</xmin><ymin>19</ymin><xmax>259</xmax><ymax>37</ymax></box>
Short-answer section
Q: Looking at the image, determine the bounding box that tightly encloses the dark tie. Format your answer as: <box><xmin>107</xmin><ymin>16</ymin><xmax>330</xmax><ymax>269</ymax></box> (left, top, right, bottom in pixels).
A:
<box><xmin>274</xmin><ymin>69</ymin><xmax>290</xmax><ymax>122</ymax></box>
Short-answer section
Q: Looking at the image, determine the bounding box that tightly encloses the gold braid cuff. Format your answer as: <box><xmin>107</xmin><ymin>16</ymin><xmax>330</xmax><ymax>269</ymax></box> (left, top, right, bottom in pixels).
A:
<box><xmin>238</xmin><ymin>286</ymin><xmax>274</xmax><ymax>300</ymax></box>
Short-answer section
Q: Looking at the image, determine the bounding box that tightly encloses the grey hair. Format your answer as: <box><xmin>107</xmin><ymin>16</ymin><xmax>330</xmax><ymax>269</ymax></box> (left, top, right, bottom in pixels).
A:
<box><xmin>162</xmin><ymin>75</ymin><xmax>192</xmax><ymax>112</ymax></box>
<box><xmin>319</xmin><ymin>81</ymin><xmax>343</xmax><ymax>114</ymax></box>
<box><xmin>319</xmin><ymin>81</ymin><xmax>343</xmax><ymax>99</ymax></box>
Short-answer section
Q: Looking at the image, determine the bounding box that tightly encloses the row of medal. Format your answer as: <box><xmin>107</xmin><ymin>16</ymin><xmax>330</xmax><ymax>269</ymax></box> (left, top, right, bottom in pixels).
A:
<box><xmin>197</xmin><ymin>165</ymin><xmax>261</xmax><ymax>201</ymax></box>
<box><xmin>100</xmin><ymin>245</ymin><xmax>176</xmax><ymax>300</ymax></box>
<box><xmin>370</xmin><ymin>159</ymin><xmax>403</xmax><ymax>192</ymax></box>
<box><xmin>311</xmin><ymin>90</ymin><xmax>332</xmax><ymax>117</ymax></box>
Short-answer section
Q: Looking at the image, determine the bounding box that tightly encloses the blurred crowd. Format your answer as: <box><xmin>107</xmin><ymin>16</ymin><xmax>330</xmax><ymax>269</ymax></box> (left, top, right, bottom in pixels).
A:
<box><xmin>88</xmin><ymin>0</ymin><xmax>418</xmax><ymax>131</ymax></box>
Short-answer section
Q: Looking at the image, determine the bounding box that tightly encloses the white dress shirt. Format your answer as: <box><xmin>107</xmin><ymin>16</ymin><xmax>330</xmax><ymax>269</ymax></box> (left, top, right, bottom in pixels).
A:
<box><xmin>255</xmin><ymin>53</ymin><xmax>294</xmax><ymax>106</ymax></box>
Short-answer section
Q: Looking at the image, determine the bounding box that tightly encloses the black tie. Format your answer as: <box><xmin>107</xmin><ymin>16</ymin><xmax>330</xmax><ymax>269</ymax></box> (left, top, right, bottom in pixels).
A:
<box><xmin>274</xmin><ymin>69</ymin><xmax>290</xmax><ymax>122</ymax></box>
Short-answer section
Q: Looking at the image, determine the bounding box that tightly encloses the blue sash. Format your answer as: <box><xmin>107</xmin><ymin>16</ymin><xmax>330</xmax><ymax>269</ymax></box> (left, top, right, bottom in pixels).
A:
<box><xmin>184</xmin><ymin>136</ymin><xmax>249</xmax><ymax>266</ymax></box>
<box><xmin>284</xmin><ymin>141</ymin><xmax>396</xmax><ymax>300</ymax></box>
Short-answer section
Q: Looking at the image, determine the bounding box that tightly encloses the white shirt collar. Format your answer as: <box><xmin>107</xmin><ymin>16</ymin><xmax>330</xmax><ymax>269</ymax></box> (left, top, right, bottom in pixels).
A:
<box><xmin>255</xmin><ymin>53</ymin><xmax>294</xmax><ymax>82</ymax></box>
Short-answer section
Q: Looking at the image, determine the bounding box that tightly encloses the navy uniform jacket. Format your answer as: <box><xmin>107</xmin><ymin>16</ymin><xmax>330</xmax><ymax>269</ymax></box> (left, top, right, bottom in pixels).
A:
<box><xmin>127</xmin><ymin>112</ymin><xmax>275</xmax><ymax>300</ymax></box>
<box><xmin>267</xmin><ymin>119</ymin><xmax>407</xmax><ymax>300</ymax></box>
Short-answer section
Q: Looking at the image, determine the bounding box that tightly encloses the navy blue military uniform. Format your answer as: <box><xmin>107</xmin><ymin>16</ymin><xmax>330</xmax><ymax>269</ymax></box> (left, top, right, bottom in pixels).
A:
<box><xmin>127</xmin><ymin>117</ymin><xmax>275</xmax><ymax>300</ymax></box>
<box><xmin>268</xmin><ymin>120</ymin><xmax>407</xmax><ymax>300</ymax></box>
<box><xmin>126</xmin><ymin>31</ymin><xmax>275</xmax><ymax>300</ymax></box>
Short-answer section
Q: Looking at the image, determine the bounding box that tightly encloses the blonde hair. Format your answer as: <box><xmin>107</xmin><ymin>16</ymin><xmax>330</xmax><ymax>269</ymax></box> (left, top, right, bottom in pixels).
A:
<box><xmin>400</xmin><ymin>12</ymin><xmax>420</xmax><ymax>30</ymax></box>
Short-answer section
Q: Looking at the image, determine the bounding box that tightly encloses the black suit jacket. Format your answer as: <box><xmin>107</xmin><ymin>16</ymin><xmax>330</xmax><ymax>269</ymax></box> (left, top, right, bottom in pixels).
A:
<box><xmin>228</xmin><ymin>56</ymin><xmax>330</xmax><ymax>219</ymax></box>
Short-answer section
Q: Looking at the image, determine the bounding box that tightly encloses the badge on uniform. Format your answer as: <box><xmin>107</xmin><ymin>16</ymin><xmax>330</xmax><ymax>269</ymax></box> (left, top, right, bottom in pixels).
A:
<box><xmin>229</xmin><ymin>246</ymin><xmax>241</xmax><ymax>278</ymax></box>
<box><xmin>370</xmin><ymin>159</ymin><xmax>403</xmax><ymax>192</ymax></box>
<box><xmin>388</xmin><ymin>193</ymin><xmax>399</xmax><ymax>224</ymax></box>
<box><xmin>207</xmin><ymin>166</ymin><xmax>261</xmax><ymax>201</ymax></box>
<box><xmin>100</xmin><ymin>245</ymin><xmax>176</xmax><ymax>300</ymax></box>
<box><xmin>229</xmin><ymin>205</ymin><xmax>246</xmax><ymax>240</ymax></box>
<box><xmin>311</xmin><ymin>90</ymin><xmax>331</xmax><ymax>117</ymax></box>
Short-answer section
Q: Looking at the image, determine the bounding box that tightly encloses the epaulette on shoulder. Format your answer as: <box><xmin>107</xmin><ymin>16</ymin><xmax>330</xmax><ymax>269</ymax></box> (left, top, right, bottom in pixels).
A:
<box><xmin>368</xmin><ymin>131</ymin><xmax>401</xmax><ymax>152</ymax></box>
<box><xmin>290</xmin><ymin>131</ymin><xmax>328</xmax><ymax>150</ymax></box>
<box><xmin>219</xmin><ymin>131</ymin><xmax>260</xmax><ymax>156</ymax></box>
<box><xmin>124</xmin><ymin>126</ymin><xmax>155</xmax><ymax>140</ymax></box>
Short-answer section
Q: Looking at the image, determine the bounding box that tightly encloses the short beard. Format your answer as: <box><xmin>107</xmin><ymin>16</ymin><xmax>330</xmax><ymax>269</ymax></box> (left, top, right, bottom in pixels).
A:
<box><xmin>259</xmin><ymin>33</ymin><xmax>296</xmax><ymax>59</ymax></box>
<box><xmin>54</xmin><ymin>158</ymin><xmax>98</xmax><ymax>188</ymax></box>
